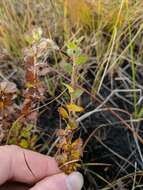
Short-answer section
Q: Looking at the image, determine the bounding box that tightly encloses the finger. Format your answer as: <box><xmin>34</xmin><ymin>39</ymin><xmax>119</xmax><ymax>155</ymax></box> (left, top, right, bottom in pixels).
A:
<box><xmin>0</xmin><ymin>145</ymin><xmax>60</xmax><ymax>185</ymax></box>
<box><xmin>0</xmin><ymin>172</ymin><xmax>84</xmax><ymax>190</ymax></box>
<box><xmin>30</xmin><ymin>172</ymin><xmax>84</xmax><ymax>190</ymax></box>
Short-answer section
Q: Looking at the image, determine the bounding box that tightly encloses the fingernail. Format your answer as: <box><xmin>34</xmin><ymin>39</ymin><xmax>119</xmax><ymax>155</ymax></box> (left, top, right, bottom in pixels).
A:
<box><xmin>66</xmin><ymin>172</ymin><xmax>84</xmax><ymax>190</ymax></box>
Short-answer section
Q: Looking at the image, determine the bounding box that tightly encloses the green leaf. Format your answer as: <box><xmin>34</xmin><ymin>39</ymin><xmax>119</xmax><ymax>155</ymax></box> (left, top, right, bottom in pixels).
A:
<box><xmin>75</xmin><ymin>47</ymin><xmax>82</xmax><ymax>56</ymax></box>
<box><xmin>63</xmin><ymin>62</ymin><xmax>72</xmax><ymax>74</ymax></box>
<box><xmin>76</xmin><ymin>36</ymin><xmax>84</xmax><ymax>44</ymax></box>
<box><xmin>25</xmin><ymin>35</ymin><xmax>33</xmax><ymax>45</ymax></box>
<box><xmin>66</xmin><ymin>103</ymin><xmax>84</xmax><ymax>112</ymax></box>
<box><xmin>63</xmin><ymin>83</ymin><xmax>74</xmax><ymax>93</ymax></box>
<box><xmin>58</xmin><ymin>107</ymin><xmax>69</xmax><ymax>119</ymax></box>
<box><xmin>67</xmin><ymin>49</ymin><xmax>74</xmax><ymax>56</ymax></box>
<box><xmin>67</xmin><ymin>42</ymin><xmax>77</xmax><ymax>49</ymax></box>
<box><xmin>25</xmin><ymin>82</ymin><xmax>34</xmax><ymax>89</ymax></box>
<box><xmin>72</xmin><ymin>88</ymin><xmax>84</xmax><ymax>99</ymax></box>
<box><xmin>19</xmin><ymin>139</ymin><xmax>29</xmax><ymax>149</ymax></box>
<box><xmin>32</xmin><ymin>28</ymin><xmax>42</xmax><ymax>42</ymax></box>
<box><xmin>75</xmin><ymin>55</ymin><xmax>88</xmax><ymax>65</ymax></box>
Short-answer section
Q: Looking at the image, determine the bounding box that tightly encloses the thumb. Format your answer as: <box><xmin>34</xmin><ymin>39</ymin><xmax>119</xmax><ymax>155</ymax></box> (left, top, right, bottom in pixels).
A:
<box><xmin>30</xmin><ymin>172</ymin><xmax>84</xmax><ymax>190</ymax></box>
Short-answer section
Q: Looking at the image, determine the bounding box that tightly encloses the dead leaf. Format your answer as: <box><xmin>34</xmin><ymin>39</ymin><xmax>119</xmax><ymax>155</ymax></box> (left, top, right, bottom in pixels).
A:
<box><xmin>0</xmin><ymin>81</ymin><xmax>17</xmax><ymax>94</ymax></box>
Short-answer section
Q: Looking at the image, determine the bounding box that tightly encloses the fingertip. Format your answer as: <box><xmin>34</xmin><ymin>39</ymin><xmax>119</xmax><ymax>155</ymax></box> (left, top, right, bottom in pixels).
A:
<box><xmin>30</xmin><ymin>172</ymin><xmax>84</xmax><ymax>190</ymax></box>
<box><xmin>66</xmin><ymin>172</ymin><xmax>84</xmax><ymax>190</ymax></box>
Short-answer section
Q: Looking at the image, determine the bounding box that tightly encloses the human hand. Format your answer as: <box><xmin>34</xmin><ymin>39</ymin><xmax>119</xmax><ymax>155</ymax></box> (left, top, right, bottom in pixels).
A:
<box><xmin>0</xmin><ymin>145</ymin><xmax>83</xmax><ymax>190</ymax></box>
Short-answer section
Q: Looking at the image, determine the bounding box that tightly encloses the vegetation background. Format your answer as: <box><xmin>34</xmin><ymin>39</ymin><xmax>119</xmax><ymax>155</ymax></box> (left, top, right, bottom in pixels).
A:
<box><xmin>1</xmin><ymin>0</ymin><xmax>143</xmax><ymax>189</ymax></box>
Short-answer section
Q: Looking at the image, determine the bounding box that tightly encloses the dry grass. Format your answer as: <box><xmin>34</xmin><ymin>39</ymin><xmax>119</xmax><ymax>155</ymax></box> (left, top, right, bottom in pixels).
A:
<box><xmin>1</xmin><ymin>0</ymin><xmax>143</xmax><ymax>189</ymax></box>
